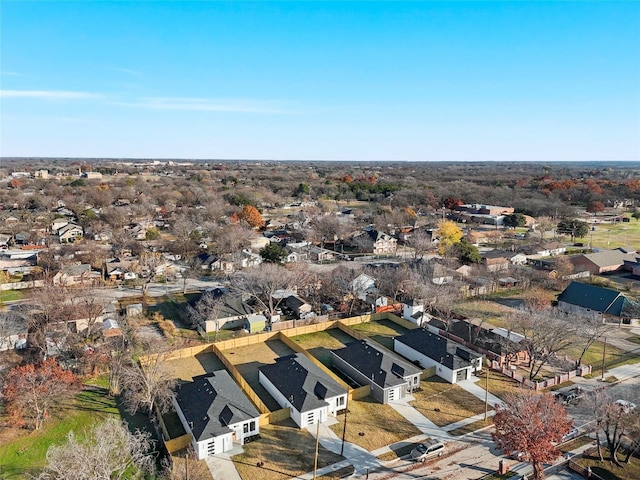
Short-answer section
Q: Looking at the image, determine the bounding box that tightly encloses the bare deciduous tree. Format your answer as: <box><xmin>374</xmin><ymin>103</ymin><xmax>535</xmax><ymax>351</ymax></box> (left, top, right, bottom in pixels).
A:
<box><xmin>37</xmin><ymin>417</ymin><xmax>156</xmax><ymax>480</ymax></box>
<box><xmin>230</xmin><ymin>263</ymin><xmax>307</xmax><ymax>317</ymax></box>
<box><xmin>515</xmin><ymin>308</ymin><xmax>574</xmax><ymax>380</ymax></box>
<box><xmin>119</xmin><ymin>347</ymin><xmax>176</xmax><ymax>418</ymax></box>
<box><xmin>585</xmin><ymin>387</ymin><xmax>640</xmax><ymax>466</ymax></box>
<box><xmin>406</xmin><ymin>229</ymin><xmax>434</xmax><ymax>260</ymax></box>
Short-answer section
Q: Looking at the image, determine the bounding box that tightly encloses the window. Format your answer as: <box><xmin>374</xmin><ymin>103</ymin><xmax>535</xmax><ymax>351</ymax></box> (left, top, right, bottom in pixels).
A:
<box><xmin>337</xmin><ymin>396</ymin><xmax>345</xmax><ymax>407</ymax></box>
<box><xmin>413</xmin><ymin>376</ymin><xmax>419</xmax><ymax>385</ymax></box>
<box><xmin>243</xmin><ymin>421</ymin><xmax>256</xmax><ymax>434</ymax></box>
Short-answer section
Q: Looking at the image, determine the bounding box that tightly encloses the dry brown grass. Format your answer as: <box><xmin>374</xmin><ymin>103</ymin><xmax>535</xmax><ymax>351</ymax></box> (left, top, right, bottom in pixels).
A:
<box><xmin>477</xmin><ymin>370</ymin><xmax>532</xmax><ymax>401</ymax></box>
<box><xmin>329</xmin><ymin>396</ymin><xmax>421</xmax><ymax>451</ymax></box>
<box><xmin>409</xmin><ymin>378</ymin><xmax>487</xmax><ymax>427</ymax></box>
<box><xmin>164</xmin><ymin>352</ymin><xmax>226</xmax><ymax>382</ymax></box>
<box><xmin>224</xmin><ymin>339</ymin><xmax>296</xmax><ymax>366</ymax></box>
<box><xmin>289</xmin><ymin>330</ymin><xmax>348</xmax><ymax>368</ymax></box>
<box><xmin>232</xmin><ymin>419</ymin><xmax>345</xmax><ymax>480</ymax></box>
<box><xmin>451</xmin><ymin>299</ymin><xmax>514</xmax><ymax>328</ymax></box>
<box><xmin>449</xmin><ymin>418</ymin><xmax>493</xmax><ymax>436</ymax></box>
<box><xmin>222</xmin><ymin>339</ymin><xmax>297</xmax><ymax>412</ymax></box>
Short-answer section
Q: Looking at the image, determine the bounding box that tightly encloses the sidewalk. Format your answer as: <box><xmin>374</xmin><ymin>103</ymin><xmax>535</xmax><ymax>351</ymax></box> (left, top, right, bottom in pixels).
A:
<box><xmin>387</xmin><ymin>395</ymin><xmax>453</xmax><ymax>441</ymax></box>
<box><xmin>457</xmin><ymin>375</ymin><xmax>503</xmax><ymax>407</ymax></box>
<box><xmin>297</xmin><ymin>417</ymin><xmax>387</xmax><ymax>479</ymax></box>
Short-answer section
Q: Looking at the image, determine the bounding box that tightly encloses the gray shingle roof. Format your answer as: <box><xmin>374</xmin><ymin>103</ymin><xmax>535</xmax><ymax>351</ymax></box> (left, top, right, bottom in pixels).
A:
<box><xmin>259</xmin><ymin>353</ymin><xmax>346</xmax><ymax>413</ymax></box>
<box><xmin>331</xmin><ymin>340</ymin><xmax>421</xmax><ymax>389</ymax></box>
<box><xmin>174</xmin><ymin>370</ymin><xmax>260</xmax><ymax>442</ymax></box>
<box><xmin>395</xmin><ymin>328</ymin><xmax>481</xmax><ymax>370</ymax></box>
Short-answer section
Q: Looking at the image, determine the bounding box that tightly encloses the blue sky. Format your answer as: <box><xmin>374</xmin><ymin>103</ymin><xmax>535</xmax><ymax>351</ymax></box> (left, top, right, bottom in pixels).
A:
<box><xmin>1</xmin><ymin>1</ymin><xmax>639</xmax><ymax>161</ymax></box>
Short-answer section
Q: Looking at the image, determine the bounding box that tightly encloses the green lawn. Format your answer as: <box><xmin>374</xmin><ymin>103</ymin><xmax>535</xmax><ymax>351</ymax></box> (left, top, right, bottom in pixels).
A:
<box><xmin>289</xmin><ymin>330</ymin><xmax>347</xmax><ymax>368</ymax></box>
<box><xmin>626</xmin><ymin>335</ymin><xmax>640</xmax><ymax>346</ymax></box>
<box><xmin>0</xmin><ymin>289</ymin><xmax>23</xmax><ymax>303</ymax></box>
<box><xmin>585</xmin><ymin>218</ymin><xmax>640</xmax><ymax>250</ymax></box>
<box><xmin>577</xmin><ymin>447</ymin><xmax>640</xmax><ymax>480</ymax></box>
<box><xmin>349</xmin><ymin>319</ymin><xmax>410</xmax><ymax>350</ymax></box>
<box><xmin>567</xmin><ymin>339</ymin><xmax>639</xmax><ymax>378</ymax></box>
<box><xmin>0</xmin><ymin>386</ymin><xmax>121</xmax><ymax>479</ymax></box>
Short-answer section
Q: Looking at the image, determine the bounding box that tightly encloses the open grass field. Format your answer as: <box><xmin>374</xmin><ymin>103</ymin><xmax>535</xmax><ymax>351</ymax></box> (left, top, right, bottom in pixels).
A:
<box><xmin>585</xmin><ymin>217</ymin><xmax>640</xmax><ymax>250</ymax></box>
<box><xmin>0</xmin><ymin>386</ymin><xmax>122</xmax><ymax>479</ymax></box>
<box><xmin>328</xmin><ymin>396</ymin><xmax>421</xmax><ymax>451</ymax></box>
<box><xmin>164</xmin><ymin>351</ymin><xmax>226</xmax><ymax>382</ymax></box>
<box><xmin>289</xmin><ymin>330</ymin><xmax>349</xmax><ymax>368</ymax></box>
<box><xmin>409</xmin><ymin>378</ymin><xmax>487</xmax><ymax>427</ymax></box>
<box><xmin>232</xmin><ymin>418</ymin><xmax>345</xmax><ymax>480</ymax></box>
<box><xmin>348</xmin><ymin>319</ymin><xmax>411</xmax><ymax>350</ymax></box>
<box><xmin>223</xmin><ymin>339</ymin><xmax>296</xmax><ymax>411</ymax></box>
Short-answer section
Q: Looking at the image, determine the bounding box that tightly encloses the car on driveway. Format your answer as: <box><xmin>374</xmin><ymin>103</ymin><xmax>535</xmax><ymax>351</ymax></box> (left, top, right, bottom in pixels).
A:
<box><xmin>410</xmin><ymin>439</ymin><xmax>446</xmax><ymax>462</ymax></box>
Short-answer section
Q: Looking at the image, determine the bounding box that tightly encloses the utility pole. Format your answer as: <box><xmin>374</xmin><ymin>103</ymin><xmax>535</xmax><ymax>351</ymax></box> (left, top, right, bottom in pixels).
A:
<box><xmin>484</xmin><ymin>362</ymin><xmax>489</xmax><ymax>421</ymax></box>
<box><xmin>341</xmin><ymin>388</ymin><xmax>350</xmax><ymax>456</ymax></box>
<box><xmin>601</xmin><ymin>336</ymin><xmax>607</xmax><ymax>381</ymax></box>
<box><xmin>313</xmin><ymin>420</ymin><xmax>320</xmax><ymax>480</ymax></box>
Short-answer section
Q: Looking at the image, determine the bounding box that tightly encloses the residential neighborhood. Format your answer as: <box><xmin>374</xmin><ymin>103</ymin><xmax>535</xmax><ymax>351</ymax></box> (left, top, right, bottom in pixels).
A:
<box><xmin>1</xmin><ymin>159</ymin><xmax>640</xmax><ymax>480</ymax></box>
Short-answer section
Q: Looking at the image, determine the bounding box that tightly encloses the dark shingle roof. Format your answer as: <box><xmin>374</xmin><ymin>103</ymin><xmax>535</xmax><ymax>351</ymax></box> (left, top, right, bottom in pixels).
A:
<box><xmin>395</xmin><ymin>328</ymin><xmax>481</xmax><ymax>371</ymax></box>
<box><xmin>174</xmin><ymin>370</ymin><xmax>260</xmax><ymax>442</ymax></box>
<box><xmin>557</xmin><ymin>281</ymin><xmax>629</xmax><ymax>316</ymax></box>
<box><xmin>259</xmin><ymin>353</ymin><xmax>346</xmax><ymax>413</ymax></box>
<box><xmin>331</xmin><ymin>340</ymin><xmax>421</xmax><ymax>389</ymax></box>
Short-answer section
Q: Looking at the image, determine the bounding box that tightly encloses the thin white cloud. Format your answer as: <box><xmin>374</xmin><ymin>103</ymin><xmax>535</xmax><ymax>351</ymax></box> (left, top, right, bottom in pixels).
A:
<box><xmin>115</xmin><ymin>96</ymin><xmax>292</xmax><ymax>114</ymax></box>
<box><xmin>1</xmin><ymin>71</ymin><xmax>22</xmax><ymax>77</ymax></box>
<box><xmin>0</xmin><ymin>90</ymin><xmax>103</xmax><ymax>100</ymax></box>
<box><xmin>107</xmin><ymin>67</ymin><xmax>144</xmax><ymax>77</ymax></box>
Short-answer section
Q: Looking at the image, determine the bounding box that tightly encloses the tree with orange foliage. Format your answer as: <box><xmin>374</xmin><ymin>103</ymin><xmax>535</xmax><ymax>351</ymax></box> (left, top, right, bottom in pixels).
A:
<box><xmin>241</xmin><ymin>205</ymin><xmax>265</xmax><ymax>228</ymax></box>
<box><xmin>494</xmin><ymin>391</ymin><xmax>572</xmax><ymax>480</ymax></box>
<box><xmin>586</xmin><ymin>200</ymin><xmax>605</xmax><ymax>215</ymax></box>
<box><xmin>443</xmin><ymin>197</ymin><xmax>462</xmax><ymax>210</ymax></box>
<box><xmin>2</xmin><ymin>358</ymin><xmax>80</xmax><ymax>430</ymax></box>
<box><xmin>341</xmin><ymin>174</ymin><xmax>353</xmax><ymax>183</ymax></box>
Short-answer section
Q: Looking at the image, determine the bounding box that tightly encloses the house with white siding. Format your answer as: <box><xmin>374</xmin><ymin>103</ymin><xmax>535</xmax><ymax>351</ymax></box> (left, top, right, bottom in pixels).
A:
<box><xmin>259</xmin><ymin>353</ymin><xmax>347</xmax><ymax>429</ymax></box>
<box><xmin>331</xmin><ymin>340</ymin><xmax>421</xmax><ymax>404</ymax></box>
<box><xmin>173</xmin><ymin>370</ymin><xmax>261</xmax><ymax>460</ymax></box>
<box><xmin>394</xmin><ymin>328</ymin><xmax>483</xmax><ymax>384</ymax></box>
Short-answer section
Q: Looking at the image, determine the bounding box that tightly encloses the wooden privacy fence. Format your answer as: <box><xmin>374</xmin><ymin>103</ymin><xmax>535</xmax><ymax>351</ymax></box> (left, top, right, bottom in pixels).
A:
<box><xmin>211</xmin><ymin>342</ymin><xmax>271</xmax><ymax>414</ymax></box>
<box><xmin>164</xmin><ymin>434</ymin><xmax>192</xmax><ymax>454</ymax></box>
